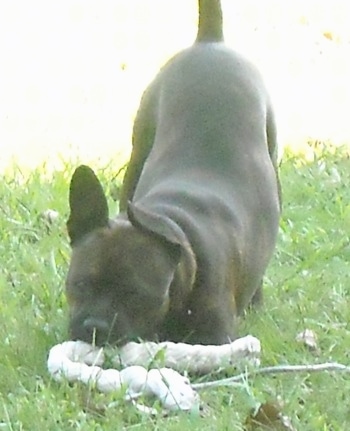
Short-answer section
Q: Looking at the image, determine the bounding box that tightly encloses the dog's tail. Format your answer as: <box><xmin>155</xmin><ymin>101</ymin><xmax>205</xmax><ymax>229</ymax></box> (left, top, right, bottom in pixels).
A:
<box><xmin>196</xmin><ymin>0</ymin><xmax>224</xmax><ymax>43</ymax></box>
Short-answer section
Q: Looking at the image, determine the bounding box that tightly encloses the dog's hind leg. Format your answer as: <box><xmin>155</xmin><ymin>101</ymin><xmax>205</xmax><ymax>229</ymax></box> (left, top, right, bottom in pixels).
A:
<box><xmin>249</xmin><ymin>280</ymin><xmax>263</xmax><ymax>308</ymax></box>
<box><xmin>119</xmin><ymin>86</ymin><xmax>158</xmax><ymax>211</ymax></box>
<box><xmin>266</xmin><ymin>102</ymin><xmax>282</xmax><ymax>209</ymax></box>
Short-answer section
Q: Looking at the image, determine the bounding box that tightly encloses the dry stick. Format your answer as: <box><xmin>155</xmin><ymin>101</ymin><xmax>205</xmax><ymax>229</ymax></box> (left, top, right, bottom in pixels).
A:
<box><xmin>192</xmin><ymin>362</ymin><xmax>350</xmax><ymax>390</ymax></box>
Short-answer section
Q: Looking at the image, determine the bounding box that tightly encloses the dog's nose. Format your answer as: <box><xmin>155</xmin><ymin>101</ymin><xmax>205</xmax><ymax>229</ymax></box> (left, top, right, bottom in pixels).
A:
<box><xmin>83</xmin><ymin>317</ymin><xmax>109</xmax><ymax>338</ymax></box>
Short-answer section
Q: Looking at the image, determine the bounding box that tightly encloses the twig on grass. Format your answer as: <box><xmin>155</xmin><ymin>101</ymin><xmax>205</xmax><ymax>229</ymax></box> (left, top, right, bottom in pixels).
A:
<box><xmin>192</xmin><ymin>362</ymin><xmax>350</xmax><ymax>390</ymax></box>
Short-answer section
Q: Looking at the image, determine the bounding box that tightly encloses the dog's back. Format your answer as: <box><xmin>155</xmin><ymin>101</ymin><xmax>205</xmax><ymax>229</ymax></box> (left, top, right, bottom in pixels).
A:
<box><xmin>120</xmin><ymin>0</ymin><xmax>224</xmax><ymax>208</ymax></box>
<box><xmin>120</xmin><ymin>0</ymin><xmax>280</xmax><ymax>211</ymax></box>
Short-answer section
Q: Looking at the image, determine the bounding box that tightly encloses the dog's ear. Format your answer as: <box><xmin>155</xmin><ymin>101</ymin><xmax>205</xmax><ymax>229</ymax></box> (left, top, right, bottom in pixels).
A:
<box><xmin>127</xmin><ymin>202</ymin><xmax>184</xmax><ymax>252</ymax></box>
<box><xmin>127</xmin><ymin>202</ymin><xmax>197</xmax><ymax>309</ymax></box>
<box><xmin>67</xmin><ymin>165</ymin><xmax>109</xmax><ymax>245</ymax></box>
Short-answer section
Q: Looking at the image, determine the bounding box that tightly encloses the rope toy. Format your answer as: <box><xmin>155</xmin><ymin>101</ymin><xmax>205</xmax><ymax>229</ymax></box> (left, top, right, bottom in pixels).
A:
<box><xmin>114</xmin><ymin>335</ymin><xmax>261</xmax><ymax>373</ymax></box>
<box><xmin>47</xmin><ymin>335</ymin><xmax>260</xmax><ymax>412</ymax></box>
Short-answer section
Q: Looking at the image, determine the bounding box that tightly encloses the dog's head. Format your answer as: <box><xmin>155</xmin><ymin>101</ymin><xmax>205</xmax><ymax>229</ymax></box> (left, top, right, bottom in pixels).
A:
<box><xmin>65</xmin><ymin>165</ymin><xmax>184</xmax><ymax>346</ymax></box>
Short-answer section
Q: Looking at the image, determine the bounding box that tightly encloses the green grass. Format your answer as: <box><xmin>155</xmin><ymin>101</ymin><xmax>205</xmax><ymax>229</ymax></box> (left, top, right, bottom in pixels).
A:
<box><xmin>1</xmin><ymin>144</ymin><xmax>350</xmax><ymax>430</ymax></box>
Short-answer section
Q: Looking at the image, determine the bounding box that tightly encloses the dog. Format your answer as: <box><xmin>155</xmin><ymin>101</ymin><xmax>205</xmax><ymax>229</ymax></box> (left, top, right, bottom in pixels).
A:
<box><xmin>65</xmin><ymin>0</ymin><xmax>281</xmax><ymax>346</ymax></box>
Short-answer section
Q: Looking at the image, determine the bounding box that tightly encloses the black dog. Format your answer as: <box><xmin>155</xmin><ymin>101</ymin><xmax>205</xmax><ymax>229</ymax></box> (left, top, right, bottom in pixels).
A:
<box><xmin>66</xmin><ymin>0</ymin><xmax>281</xmax><ymax>346</ymax></box>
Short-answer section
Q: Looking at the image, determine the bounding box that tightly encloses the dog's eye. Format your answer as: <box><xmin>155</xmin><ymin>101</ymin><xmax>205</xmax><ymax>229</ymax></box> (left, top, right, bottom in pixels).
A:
<box><xmin>73</xmin><ymin>278</ymin><xmax>109</xmax><ymax>295</ymax></box>
<box><xmin>71</xmin><ymin>280</ymin><xmax>94</xmax><ymax>295</ymax></box>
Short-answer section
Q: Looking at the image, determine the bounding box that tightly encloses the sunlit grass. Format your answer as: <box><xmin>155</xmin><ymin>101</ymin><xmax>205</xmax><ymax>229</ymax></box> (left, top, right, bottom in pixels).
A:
<box><xmin>1</xmin><ymin>144</ymin><xmax>350</xmax><ymax>429</ymax></box>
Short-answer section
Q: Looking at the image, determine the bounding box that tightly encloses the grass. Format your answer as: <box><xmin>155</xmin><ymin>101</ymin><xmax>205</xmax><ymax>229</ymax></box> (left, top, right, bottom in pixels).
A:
<box><xmin>1</xmin><ymin>143</ymin><xmax>350</xmax><ymax>430</ymax></box>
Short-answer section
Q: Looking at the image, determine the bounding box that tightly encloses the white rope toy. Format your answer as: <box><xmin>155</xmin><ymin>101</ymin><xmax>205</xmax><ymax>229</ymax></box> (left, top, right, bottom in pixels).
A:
<box><xmin>47</xmin><ymin>335</ymin><xmax>260</xmax><ymax>411</ymax></box>
<box><xmin>115</xmin><ymin>335</ymin><xmax>261</xmax><ymax>373</ymax></box>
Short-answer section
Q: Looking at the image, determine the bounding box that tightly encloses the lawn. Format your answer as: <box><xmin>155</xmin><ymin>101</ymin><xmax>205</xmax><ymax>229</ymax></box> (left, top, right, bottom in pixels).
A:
<box><xmin>0</xmin><ymin>143</ymin><xmax>349</xmax><ymax>430</ymax></box>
